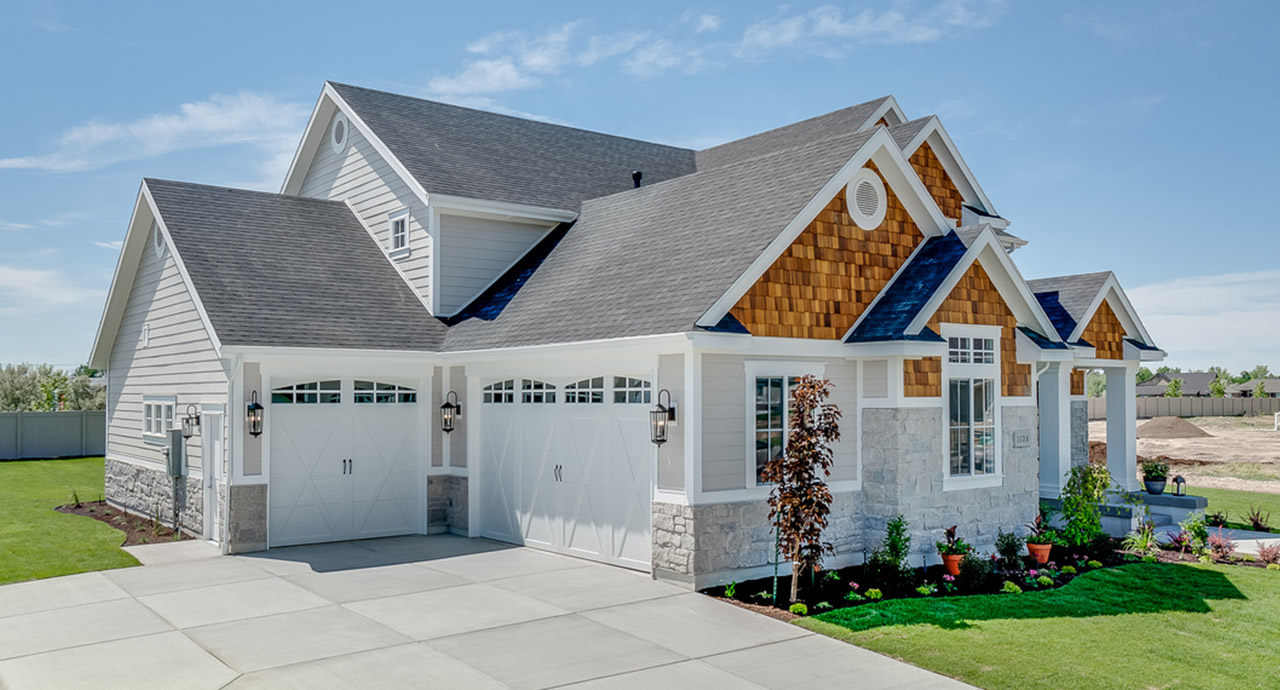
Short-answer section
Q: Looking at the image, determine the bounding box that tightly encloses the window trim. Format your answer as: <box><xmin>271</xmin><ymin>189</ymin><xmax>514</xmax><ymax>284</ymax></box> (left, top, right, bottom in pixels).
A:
<box><xmin>354</xmin><ymin>380</ymin><xmax>417</xmax><ymax>404</ymax></box>
<box><xmin>743</xmin><ymin>361</ymin><xmax>825</xmax><ymax>489</ymax></box>
<box><xmin>612</xmin><ymin>376</ymin><xmax>652</xmax><ymax>404</ymax></box>
<box><xmin>565</xmin><ymin>376</ymin><xmax>606</xmax><ymax>404</ymax></box>
<box><xmin>142</xmin><ymin>396</ymin><xmax>176</xmax><ymax>444</ymax></box>
<box><xmin>388</xmin><ymin>210</ymin><xmax>411</xmax><ymax>256</ymax></box>
<box><xmin>521</xmin><ymin>379</ymin><xmax>557</xmax><ymax>404</ymax></box>
<box><xmin>941</xmin><ymin>324</ymin><xmax>1003</xmax><ymax>491</ymax></box>
<box><xmin>482</xmin><ymin>379</ymin><xmax>515</xmax><ymax>404</ymax></box>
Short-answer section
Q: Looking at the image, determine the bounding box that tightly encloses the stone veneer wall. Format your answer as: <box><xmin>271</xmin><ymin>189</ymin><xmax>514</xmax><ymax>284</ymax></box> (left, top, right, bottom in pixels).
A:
<box><xmin>653</xmin><ymin>492</ymin><xmax>864</xmax><ymax>588</ymax></box>
<box><xmin>861</xmin><ymin>406</ymin><xmax>1039</xmax><ymax>564</ymax></box>
<box><xmin>105</xmin><ymin>458</ymin><xmax>202</xmax><ymax>535</ymax></box>
<box><xmin>227</xmin><ymin>484</ymin><xmax>266</xmax><ymax>553</ymax></box>
<box><xmin>428</xmin><ymin>475</ymin><xmax>469</xmax><ymax>535</ymax></box>
<box><xmin>1070</xmin><ymin>400</ymin><xmax>1089</xmax><ymax>468</ymax></box>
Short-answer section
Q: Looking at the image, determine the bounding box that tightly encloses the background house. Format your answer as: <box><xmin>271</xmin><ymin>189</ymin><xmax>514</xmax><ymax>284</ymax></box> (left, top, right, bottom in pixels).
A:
<box><xmin>1135</xmin><ymin>371</ymin><xmax>1218</xmax><ymax>397</ymax></box>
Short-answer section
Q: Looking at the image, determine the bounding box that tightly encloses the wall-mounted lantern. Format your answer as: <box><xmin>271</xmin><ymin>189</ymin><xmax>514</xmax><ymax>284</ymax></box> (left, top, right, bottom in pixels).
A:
<box><xmin>650</xmin><ymin>389</ymin><xmax>676</xmax><ymax>446</ymax></box>
<box><xmin>441</xmin><ymin>391</ymin><xmax>461</xmax><ymax>434</ymax></box>
<box><xmin>181</xmin><ymin>403</ymin><xmax>201</xmax><ymax>439</ymax></box>
<box><xmin>246</xmin><ymin>391</ymin><xmax>264</xmax><ymax>438</ymax></box>
<box><xmin>1172</xmin><ymin>475</ymin><xmax>1186</xmax><ymax>496</ymax></box>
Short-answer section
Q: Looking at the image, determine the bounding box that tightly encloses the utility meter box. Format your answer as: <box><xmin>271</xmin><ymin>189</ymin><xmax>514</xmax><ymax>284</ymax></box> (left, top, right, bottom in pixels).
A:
<box><xmin>166</xmin><ymin>429</ymin><xmax>187</xmax><ymax>477</ymax></box>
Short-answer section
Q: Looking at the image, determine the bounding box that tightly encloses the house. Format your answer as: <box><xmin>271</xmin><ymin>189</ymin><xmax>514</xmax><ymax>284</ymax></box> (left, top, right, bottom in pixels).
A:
<box><xmin>1135</xmin><ymin>371</ymin><xmax>1219</xmax><ymax>397</ymax></box>
<box><xmin>88</xmin><ymin>82</ymin><xmax>1164</xmax><ymax>589</ymax></box>
<box><xmin>1228</xmin><ymin>378</ymin><xmax>1280</xmax><ymax>398</ymax></box>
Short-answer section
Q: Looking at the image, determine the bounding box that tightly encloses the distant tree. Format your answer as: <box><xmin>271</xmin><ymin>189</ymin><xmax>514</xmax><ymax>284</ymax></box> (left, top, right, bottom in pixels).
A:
<box><xmin>1164</xmin><ymin>378</ymin><xmax>1184</xmax><ymax>398</ymax></box>
<box><xmin>0</xmin><ymin>363</ymin><xmax>104</xmax><ymax>411</ymax></box>
<box><xmin>64</xmin><ymin>367</ymin><xmax>105</xmax><ymax>411</ymax></box>
<box><xmin>1254</xmin><ymin>379</ymin><xmax>1269</xmax><ymax>399</ymax></box>
<box><xmin>1208</xmin><ymin>366</ymin><xmax>1232</xmax><ymax>381</ymax></box>
<box><xmin>1157</xmin><ymin>366</ymin><xmax>1177</xmax><ymax>375</ymax></box>
<box><xmin>1250</xmin><ymin>365</ymin><xmax>1272</xmax><ymax>381</ymax></box>
<box><xmin>1209</xmin><ymin>377</ymin><xmax>1227</xmax><ymax>398</ymax></box>
<box><xmin>1087</xmin><ymin>371</ymin><xmax>1106</xmax><ymax>398</ymax></box>
<box><xmin>763</xmin><ymin>375</ymin><xmax>841</xmax><ymax>604</ymax></box>
<box><xmin>1136</xmin><ymin>367</ymin><xmax>1154</xmax><ymax>384</ymax></box>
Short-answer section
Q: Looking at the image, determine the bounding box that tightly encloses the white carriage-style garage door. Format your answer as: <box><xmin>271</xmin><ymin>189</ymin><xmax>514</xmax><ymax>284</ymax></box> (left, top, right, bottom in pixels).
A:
<box><xmin>478</xmin><ymin>375</ymin><xmax>654</xmax><ymax>571</ymax></box>
<box><xmin>269</xmin><ymin>379</ymin><xmax>424</xmax><ymax>547</ymax></box>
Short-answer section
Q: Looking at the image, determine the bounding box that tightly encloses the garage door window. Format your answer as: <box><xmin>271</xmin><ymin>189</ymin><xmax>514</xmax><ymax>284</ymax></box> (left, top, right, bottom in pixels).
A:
<box><xmin>613</xmin><ymin>377</ymin><xmax>652</xmax><ymax>404</ymax></box>
<box><xmin>355</xmin><ymin>381</ymin><xmax>417</xmax><ymax>404</ymax></box>
<box><xmin>273</xmin><ymin>381</ymin><xmax>341</xmax><ymax>404</ymax></box>
<box><xmin>565</xmin><ymin>377</ymin><xmax>605</xmax><ymax>404</ymax></box>
<box><xmin>521</xmin><ymin>379</ymin><xmax>556</xmax><ymax>403</ymax></box>
<box><xmin>483</xmin><ymin>380</ymin><xmax>515</xmax><ymax>403</ymax></box>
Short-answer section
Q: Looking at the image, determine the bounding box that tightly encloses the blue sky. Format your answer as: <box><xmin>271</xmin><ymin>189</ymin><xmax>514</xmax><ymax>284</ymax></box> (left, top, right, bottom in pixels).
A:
<box><xmin>1</xmin><ymin>1</ymin><xmax>1276</xmax><ymax>372</ymax></box>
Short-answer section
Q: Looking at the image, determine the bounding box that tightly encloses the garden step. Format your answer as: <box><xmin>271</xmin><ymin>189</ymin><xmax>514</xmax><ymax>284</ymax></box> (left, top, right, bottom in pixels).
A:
<box><xmin>1148</xmin><ymin>513</ymin><xmax>1173</xmax><ymax>527</ymax></box>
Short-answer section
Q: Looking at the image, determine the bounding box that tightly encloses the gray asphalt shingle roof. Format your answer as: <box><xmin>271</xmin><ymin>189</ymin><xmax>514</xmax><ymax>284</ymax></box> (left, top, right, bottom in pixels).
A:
<box><xmin>887</xmin><ymin>117</ymin><xmax>932</xmax><ymax>150</ymax></box>
<box><xmin>329</xmin><ymin>82</ymin><xmax>698</xmax><ymax>212</ymax></box>
<box><xmin>442</xmin><ymin>128</ymin><xmax>879</xmax><ymax>351</ymax></box>
<box><xmin>694</xmin><ymin>96</ymin><xmax>891</xmax><ymax>170</ymax></box>
<box><xmin>1026</xmin><ymin>271</ymin><xmax>1112</xmax><ymax>340</ymax></box>
<box><xmin>145</xmin><ymin>179</ymin><xmax>446</xmax><ymax>350</ymax></box>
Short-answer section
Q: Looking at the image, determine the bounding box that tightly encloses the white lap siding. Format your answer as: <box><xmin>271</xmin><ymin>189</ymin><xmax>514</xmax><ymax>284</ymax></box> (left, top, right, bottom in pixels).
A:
<box><xmin>107</xmin><ymin>240</ymin><xmax>228</xmax><ymax>473</ymax></box>
<box><xmin>436</xmin><ymin>214</ymin><xmax>549</xmax><ymax>315</ymax></box>
<box><xmin>299</xmin><ymin>110</ymin><xmax>432</xmax><ymax>307</ymax></box>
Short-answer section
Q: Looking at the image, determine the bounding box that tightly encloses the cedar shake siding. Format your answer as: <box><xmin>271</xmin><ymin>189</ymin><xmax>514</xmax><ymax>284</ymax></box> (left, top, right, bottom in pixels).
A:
<box><xmin>909</xmin><ymin>142</ymin><xmax>964</xmax><ymax>223</ymax></box>
<box><xmin>1081</xmin><ymin>299</ymin><xmax>1127</xmax><ymax>360</ymax></box>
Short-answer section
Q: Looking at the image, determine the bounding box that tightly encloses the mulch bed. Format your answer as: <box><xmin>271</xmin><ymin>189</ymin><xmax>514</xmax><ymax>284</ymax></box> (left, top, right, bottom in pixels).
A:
<box><xmin>56</xmin><ymin>500</ymin><xmax>193</xmax><ymax>546</ymax></box>
<box><xmin>713</xmin><ymin>596</ymin><xmax>800</xmax><ymax>622</ymax></box>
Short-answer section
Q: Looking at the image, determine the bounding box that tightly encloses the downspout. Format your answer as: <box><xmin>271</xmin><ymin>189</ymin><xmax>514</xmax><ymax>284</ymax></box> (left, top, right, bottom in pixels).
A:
<box><xmin>221</xmin><ymin>354</ymin><xmax>243</xmax><ymax>555</ymax></box>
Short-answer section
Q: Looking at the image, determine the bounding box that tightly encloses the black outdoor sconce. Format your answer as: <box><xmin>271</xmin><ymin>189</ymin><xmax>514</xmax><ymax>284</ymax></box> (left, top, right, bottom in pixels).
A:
<box><xmin>181</xmin><ymin>403</ymin><xmax>201</xmax><ymax>439</ymax></box>
<box><xmin>246</xmin><ymin>391</ymin><xmax>264</xmax><ymax>438</ymax></box>
<box><xmin>441</xmin><ymin>391</ymin><xmax>461</xmax><ymax>434</ymax></box>
<box><xmin>1172</xmin><ymin>475</ymin><xmax>1186</xmax><ymax>496</ymax></box>
<box><xmin>650</xmin><ymin>389</ymin><xmax>677</xmax><ymax>446</ymax></box>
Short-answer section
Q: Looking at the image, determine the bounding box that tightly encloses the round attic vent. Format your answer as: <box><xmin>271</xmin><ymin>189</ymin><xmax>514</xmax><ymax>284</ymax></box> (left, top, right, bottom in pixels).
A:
<box><xmin>151</xmin><ymin>222</ymin><xmax>166</xmax><ymax>260</ymax></box>
<box><xmin>330</xmin><ymin>112</ymin><xmax>349</xmax><ymax>154</ymax></box>
<box><xmin>845</xmin><ymin>168</ymin><xmax>887</xmax><ymax>230</ymax></box>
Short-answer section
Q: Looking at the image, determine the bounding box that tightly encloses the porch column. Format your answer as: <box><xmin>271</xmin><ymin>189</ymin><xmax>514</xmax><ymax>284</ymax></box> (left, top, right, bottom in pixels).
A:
<box><xmin>1105</xmin><ymin>364</ymin><xmax>1139</xmax><ymax>492</ymax></box>
<box><xmin>1038</xmin><ymin>362</ymin><xmax>1072</xmax><ymax>498</ymax></box>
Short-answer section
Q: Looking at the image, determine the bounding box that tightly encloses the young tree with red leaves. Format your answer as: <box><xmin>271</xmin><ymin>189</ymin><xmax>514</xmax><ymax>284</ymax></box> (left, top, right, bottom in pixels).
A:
<box><xmin>761</xmin><ymin>374</ymin><xmax>842</xmax><ymax>603</ymax></box>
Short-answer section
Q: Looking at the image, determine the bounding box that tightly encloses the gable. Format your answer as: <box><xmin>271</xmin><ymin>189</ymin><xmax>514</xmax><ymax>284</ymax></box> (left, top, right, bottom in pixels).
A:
<box><xmin>904</xmin><ymin>258</ymin><xmax>1032</xmax><ymax>398</ymax></box>
<box><xmin>728</xmin><ymin>163</ymin><xmax>924</xmax><ymax>339</ymax></box>
<box><xmin>1080</xmin><ymin>298</ymin><xmax>1127</xmax><ymax>359</ymax></box>
<box><xmin>909</xmin><ymin>142</ymin><xmax>964</xmax><ymax>223</ymax></box>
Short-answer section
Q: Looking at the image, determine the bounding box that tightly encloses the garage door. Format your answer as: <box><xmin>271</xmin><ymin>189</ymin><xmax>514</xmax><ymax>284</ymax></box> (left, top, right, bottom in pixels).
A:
<box><xmin>478</xmin><ymin>376</ymin><xmax>653</xmax><ymax>571</ymax></box>
<box><xmin>269</xmin><ymin>379</ymin><xmax>423</xmax><ymax>547</ymax></box>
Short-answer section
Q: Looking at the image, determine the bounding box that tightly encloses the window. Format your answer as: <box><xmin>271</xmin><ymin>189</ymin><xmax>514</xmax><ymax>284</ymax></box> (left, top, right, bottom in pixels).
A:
<box><xmin>565</xmin><ymin>377</ymin><xmax>605</xmax><ymax>404</ymax></box>
<box><xmin>521</xmin><ymin>379</ymin><xmax>556</xmax><ymax>404</ymax></box>
<box><xmin>143</xmin><ymin>397</ymin><xmax>175</xmax><ymax>439</ymax></box>
<box><xmin>948</xmin><ymin>336</ymin><xmax>995</xmax><ymax>365</ymax></box>
<box><xmin>754</xmin><ymin>376</ymin><xmax>799</xmax><ymax>485</ymax></box>
<box><xmin>272</xmin><ymin>380</ymin><xmax>341</xmax><ymax>404</ymax></box>
<box><xmin>354</xmin><ymin>381</ymin><xmax>416</xmax><ymax>404</ymax></box>
<box><xmin>613</xmin><ymin>377</ymin><xmax>651</xmax><ymax>404</ymax></box>
<box><xmin>949</xmin><ymin>378</ymin><xmax>996</xmax><ymax>476</ymax></box>
<box><xmin>483</xmin><ymin>380</ymin><xmax>515</xmax><ymax>404</ymax></box>
<box><xmin>388</xmin><ymin>212</ymin><xmax>409</xmax><ymax>252</ymax></box>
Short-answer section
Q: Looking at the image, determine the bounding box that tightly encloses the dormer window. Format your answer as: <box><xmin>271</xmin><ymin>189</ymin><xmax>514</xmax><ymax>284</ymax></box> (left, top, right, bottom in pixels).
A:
<box><xmin>388</xmin><ymin>211</ymin><xmax>409</xmax><ymax>253</ymax></box>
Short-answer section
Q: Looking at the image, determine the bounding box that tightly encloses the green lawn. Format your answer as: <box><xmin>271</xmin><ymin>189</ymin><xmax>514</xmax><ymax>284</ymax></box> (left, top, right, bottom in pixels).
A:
<box><xmin>799</xmin><ymin>563</ymin><xmax>1280</xmax><ymax>690</ymax></box>
<box><xmin>0</xmin><ymin>457</ymin><xmax>138</xmax><ymax>585</ymax></box>
<box><xmin>1195</xmin><ymin>486</ymin><xmax>1280</xmax><ymax>531</ymax></box>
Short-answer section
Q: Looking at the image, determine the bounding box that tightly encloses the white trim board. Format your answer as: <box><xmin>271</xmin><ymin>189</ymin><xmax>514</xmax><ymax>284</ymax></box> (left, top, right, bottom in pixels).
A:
<box><xmin>1066</xmin><ymin>275</ymin><xmax>1156</xmax><ymax>346</ymax></box>
<box><xmin>900</xmin><ymin>116</ymin><xmax>998</xmax><ymax>217</ymax></box>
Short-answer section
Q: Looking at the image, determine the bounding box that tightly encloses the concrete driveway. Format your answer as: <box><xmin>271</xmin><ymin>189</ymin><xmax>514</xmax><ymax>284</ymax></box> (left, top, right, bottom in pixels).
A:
<box><xmin>0</xmin><ymin>535</ymin><xmax>969</xmax><ymax>689</ymax></box>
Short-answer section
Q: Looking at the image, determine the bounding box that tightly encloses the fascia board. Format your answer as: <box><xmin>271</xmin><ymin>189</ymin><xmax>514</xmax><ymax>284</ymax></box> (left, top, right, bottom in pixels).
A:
<box><xmin>88</xmin><ymin>185</ymin><xmax>150</xmax><ymax>369</ymax></box>
<box><xmin>279</xmin><ymin>88</ymin><xmax>334</xmax><ymax>196</ymax></box>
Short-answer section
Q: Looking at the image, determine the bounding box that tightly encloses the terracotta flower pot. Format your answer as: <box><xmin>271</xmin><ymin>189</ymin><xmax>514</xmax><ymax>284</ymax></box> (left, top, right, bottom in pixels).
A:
<box><xmin>1027</xmin><ymin>542</ymin><xmax>1052</xmax><ymax>564</ymax></box>
<box><xmin>941</xmin><ymin>554</ymin><xmax>964</xmax><ymax>577</ymax></box>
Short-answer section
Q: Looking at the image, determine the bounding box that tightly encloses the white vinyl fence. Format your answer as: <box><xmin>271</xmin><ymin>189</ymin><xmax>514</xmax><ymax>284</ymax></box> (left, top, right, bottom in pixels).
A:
<box><xmin>1088</xmin><ymin>396</ymin><xmax>1280</xmax><ymax>420</ymax></box>
<box><xmin>0</xmin><ymin>410</ymin><xmax>105</xmax><ymax>460</ymax></box>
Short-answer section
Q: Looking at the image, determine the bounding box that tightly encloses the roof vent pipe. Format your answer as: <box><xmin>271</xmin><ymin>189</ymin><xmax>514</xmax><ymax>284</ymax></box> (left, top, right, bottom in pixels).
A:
<box><xmin>632</xmin><ymin>170</ymin><xmax>642</xmax><ymax>188</ymax></box>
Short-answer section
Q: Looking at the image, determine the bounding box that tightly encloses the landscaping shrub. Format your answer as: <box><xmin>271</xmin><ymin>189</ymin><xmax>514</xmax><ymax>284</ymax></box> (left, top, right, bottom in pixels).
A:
<box><xmin>1060</xmin><ymin>465</ymin><xmax>1111</xmax><ymax>547</ymax></box>
<box><xmin>864</xmin><ymin>515</ymin><xmax>913</xmax><ymax>595</ymax></box>
<box><xmin>994</xmin><ymin>528</ymin><xmax>1024</xmax><ymax>569</ymax></box>
<box><xmin>957</xmin><ymin>552</ymin><xmax>995</xmax><ymax>591</ymax></box>
<box><xmin>1268</xmin><ymin>563</ymin><xmax>1280</xmax><ymax>572</ymax></box>
<box><xmin>1001</xmin><ymin>581</ymin><xmax>1022</xmax><ymax>594</ymax></box>
<box><xmin>1257</xmin><ymin>542</ymin><xmax>1280</xmax><ymax>565</ymax></box>
<box><xmin>1246</xmin><ymin>506</ymin><xmax>1271</xmax><ymax>532</ymax></box>
<box><xmin>1037</xmin><ymin>575</ymin><xmax>1054</xmax><ymax>587</ymax></box>
<box><xmin>915</xmin><ymin>583</ymin><xmax>937</xmax><ymax>597</ymax></box>
<box><xmin>864</xmin><ymin>588</ymin><xmax>883</xmax><ymax>600</ymax></box>
<box><xmin>789</xmin><ymin>602</ymin><xmax>808</xmax><ymax>616</ymax></box>
<box><xmin>1122</xmin><ymin>521</ymin><xmax>1160</xmax><ymax>556</ymax></box>
<box><xmin>1180</xmin><ymin>512</ymin><xmax>1211</xmax><ymax>557</ymax></box>
<box><xmin>1061</xmin><ymin>565</ymin><xmax>1077</xmax><ymax>575</ymax></box>
<box><xmin>1208</xmin><ymin>528</ymin><xmax>1236</xmax><ymax>560</ymax></box>
<box><xmin>1206</xmin><ymin>510</ymin><xmax>1228</xmax><ymax>528</ymax></box>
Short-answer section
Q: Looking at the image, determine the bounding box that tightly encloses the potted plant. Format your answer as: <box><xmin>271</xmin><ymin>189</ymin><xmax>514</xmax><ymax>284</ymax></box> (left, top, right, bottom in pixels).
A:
<box><xmin>1024</xmin><ymin>514</ymin><xmax>1058</xmax><ymax>564</ymax></box>
<box><xmin>1142</xmin><ymin>460</ymin><xmax>1169</xmax><ymax>495</ymax></box>
<box><xmin>935</xmin><ymin>525</ymin><xmax>972</xmax><ymax>576</ymax></box>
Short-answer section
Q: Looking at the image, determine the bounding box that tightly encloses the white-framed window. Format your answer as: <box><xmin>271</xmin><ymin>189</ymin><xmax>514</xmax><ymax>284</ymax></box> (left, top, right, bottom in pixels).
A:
<box><xmin>483</xmin><ymin>380</ymin><xmax>515</xmax><ymax>404</ymax></box>
<box><xmin>744</xmin><ymin>361</ymin><xmax>825</xmax><ymax>488</ymax></box>
<box><xmin>272</xmin><ymin>380</ymin><xmax>341</xmax><ymax>404</ymax></box>
<box><xmin>355</xmin><ymin>381</ymin><xmax>417</xmax><ymax>404</ymax></box>
<box><xmin>388</xmin><ymin>211</ymin><xmax>409</xmax><ymax>252</ymax></box>
<box><xmin>613</xmin><ymin>377</ymin><xmax>652</xmax><ymax>404</ymax></box>
<box><xmin>948</xmin><ymin>336</ymin><xmax>995</xmax><ymax>365</ymax></box>
<box><xmin>942</xmin><ymin>325</ymin><xmax>1002</xmax><ymax>487</ymax></box>
<box><xmin>521</xmin><ymin>379</ymin><xmax>556</xmax><ymax>404</ymax></box>
<box><xmin>565</xmin><ymin>377</ymin><xmax>605</xmax><ymax>404</ymax></box>
<box><xmin>142</xmin><ymin>396</ymin><xmax>175</xmax><ymax>440</ymax></box>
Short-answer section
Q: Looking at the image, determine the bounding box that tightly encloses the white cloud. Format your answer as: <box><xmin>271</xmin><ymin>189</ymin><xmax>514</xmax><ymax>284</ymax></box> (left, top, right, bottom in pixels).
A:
<box><xmin>1128</xmin><ymin>271</ymin><xmax>1280</xmax><ymax>372</ymax></box>
<box><xmin>0</xmin><ymin>266</ymin><xmax>102</xmax><ymax>314</ymax></box>
<box><xmin>1</xmin><ymin>220</ymin><xmax>35</xmax><ymax>231</ymax></box>
<box><xmin>0</xmin><ymin>92</ymin><xmax>309</xmax><ymax>175</ymax></box>
<box><xmin>624</xmin><ymin>40</ymin><xmax>709</xmax><ymax>79</ymax></box>
<box><xmin>695</xmin><ymin>14</ymin><xmax>722</xmax><ymax>33</ymax></box>
<box><xmin>739</xmin><ymin>1</ymin><xmax>1009</xmax><ymax>56</ymax></box>
<box><xmin>93</xmin><ymin>241</ymin><xmax>123</xmax><ymax>250</ymax></box>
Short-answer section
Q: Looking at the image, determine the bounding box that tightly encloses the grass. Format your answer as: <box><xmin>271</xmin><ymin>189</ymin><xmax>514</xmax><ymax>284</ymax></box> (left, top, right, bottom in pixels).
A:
<box><xmin>1195</xmin><ymin>486</ymin><xmax>1280</xmax><ymax>532</ymax></box>
<box><xmin>0</xmin><ymin>457</ymin><xmax>138</xmax><ymax>585</ymax></box>
<box><xmin>1186</xmin><ymin>462</ymin><xmax>1280</xmax><ymax>482</ymax></box>
<box><xmin>799</xmin><ymin>563</ymin><xmax>1280</xmax><ymax>690</ymax></box>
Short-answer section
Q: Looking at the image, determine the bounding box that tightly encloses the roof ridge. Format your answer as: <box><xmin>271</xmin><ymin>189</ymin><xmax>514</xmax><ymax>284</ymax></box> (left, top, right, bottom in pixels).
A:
<box><xmin>697</xmin><ymin>95</ymin><xmax>893</xmax><ymax>155</ymax></box>
<box><xmin>1027</xmin><ymin>270</ymin><xmax>1114</xmax><ymax>286</ymax></box>
<box><xmin>327</xmin><ymin>81</ymin><xmax>694</xmax><ymax>154</ymax></box>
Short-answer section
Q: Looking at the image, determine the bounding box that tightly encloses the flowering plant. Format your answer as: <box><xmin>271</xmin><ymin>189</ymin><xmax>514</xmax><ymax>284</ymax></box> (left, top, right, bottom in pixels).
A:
<box><xmin>1025</xmin><ymin>515</ymin><xmax>1061</xmax><ymax>545</ymax></box>
<box><xmin>936</xmin><ymin>525</ymin><xmax>973</xmax><ymax>556</ymax></box>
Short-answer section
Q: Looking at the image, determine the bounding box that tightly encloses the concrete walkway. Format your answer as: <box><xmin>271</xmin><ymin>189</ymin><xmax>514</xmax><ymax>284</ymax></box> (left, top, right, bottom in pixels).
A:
<box><xmin>0</xmin><ymin>535</ymin><xmax>970</xmax><ymax>689</ymax></box>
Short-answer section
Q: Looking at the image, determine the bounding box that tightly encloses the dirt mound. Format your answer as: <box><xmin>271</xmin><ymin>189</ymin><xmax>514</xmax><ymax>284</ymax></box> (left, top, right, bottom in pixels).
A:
<box><xmin>1137</xmin><ymin>416</ymin><xmax>1212</xmax><ymax>440</ymax></box>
